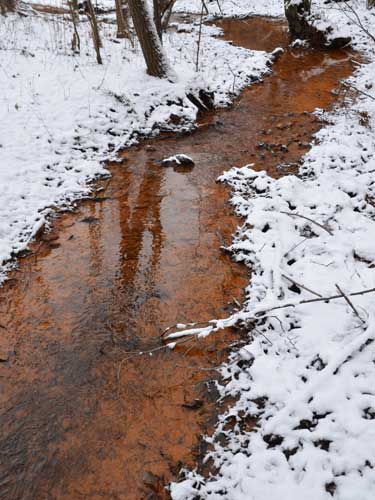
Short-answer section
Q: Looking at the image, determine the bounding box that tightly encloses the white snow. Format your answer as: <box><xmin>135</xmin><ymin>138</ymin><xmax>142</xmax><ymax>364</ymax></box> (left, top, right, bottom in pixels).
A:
<box><xmin>0</xmin><ymin>7</ymin><xmax>270</xmax><ymax>281</ymax></box>
<box><xmin>170</xmin><ymin>1</ymin><xmax>375</xmax><ymax>500</ymax></box>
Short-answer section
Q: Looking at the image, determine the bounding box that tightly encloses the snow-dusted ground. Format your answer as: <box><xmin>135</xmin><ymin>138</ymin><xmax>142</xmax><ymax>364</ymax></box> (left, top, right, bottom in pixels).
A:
<box><xmin>170</xmin><ymin>1</ymin><xmax>375</xmax><ymax>500</ymax></box>
<box><xmin>175</xmin><ymin>0</ymin><xmax>284</xmax><ymax>18</ymax></box>
<box><xmin>0</xmin><ymin>7</ymin><xmax>270</xmax><ymax>282</ymax></box>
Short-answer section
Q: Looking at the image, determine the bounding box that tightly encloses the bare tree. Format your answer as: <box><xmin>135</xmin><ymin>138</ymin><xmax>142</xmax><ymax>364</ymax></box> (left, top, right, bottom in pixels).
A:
<box><xmin>127</xmin><ymin>0</ymin><xmax>172</xmax><ymax>78</ymax></box>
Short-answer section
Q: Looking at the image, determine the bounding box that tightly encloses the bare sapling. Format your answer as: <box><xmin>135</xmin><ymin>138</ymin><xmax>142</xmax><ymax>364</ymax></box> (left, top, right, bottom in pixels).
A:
<box><xmin>195</xmin><ymin>0</ymin><xmax>205</xmax><ymax>71</ymax></box>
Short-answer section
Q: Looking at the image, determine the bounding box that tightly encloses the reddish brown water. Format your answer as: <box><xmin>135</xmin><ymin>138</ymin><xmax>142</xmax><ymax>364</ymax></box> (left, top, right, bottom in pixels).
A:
<box><xmin>0</xmin><ymin>17</ymin><xmax>355</xmax><ymax>500</ymax></box>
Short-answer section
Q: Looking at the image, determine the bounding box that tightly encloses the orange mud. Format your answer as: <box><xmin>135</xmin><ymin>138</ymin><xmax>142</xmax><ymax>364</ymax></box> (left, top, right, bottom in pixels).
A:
<box><xmin>0</xmin><ymin>17</ymin><xmax>355</xmax><ymax>500</ymax></box>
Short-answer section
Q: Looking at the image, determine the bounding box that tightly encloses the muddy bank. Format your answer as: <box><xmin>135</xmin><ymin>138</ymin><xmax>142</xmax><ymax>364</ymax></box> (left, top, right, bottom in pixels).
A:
<box><xmin>0</xmin><ymin>17</ymin><xmax>355</xmax><ymax>500</ymax></box>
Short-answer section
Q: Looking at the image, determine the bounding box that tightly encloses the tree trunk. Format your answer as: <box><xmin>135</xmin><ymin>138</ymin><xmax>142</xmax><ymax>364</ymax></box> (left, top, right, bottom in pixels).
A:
<box><xmin>284</xmin><ymin>0</ymin><xmax>311</xmax><ymax>40</ymax></box>
<box><xmin>127</xmin><ymin>0</ymin><xmax>171</xmax><ymax>78</ymax></box>
<box><xmin>86</xmin><ymin>0</ymin><xmax>102</xmax><ymax>64</ymax></box>
<box><xmin>284</xmin><ymin>0</ymin><xmax>351</xmax><ymax>48</ymax></box>
<box><xmin>0</xmin><ymin>0</ymin><xmax>16</xmax><ymax>14</ymax></box>
<box><xmin>68</xmin><ymin>0</ymin><xmax>81</xmax><ymax>52</ymax></box>
<box><xmin>153</xmin><ymin>0</ymin><xmax>163</xmax><ymax>42</ymax></box>
<box><xmin>161</xmin><ymin>0</ymin><xmax>176</xmax><ymax>31</ymax></box>
<box><xmin>115</xmin><ymin>0</ymin><xmax>127</xmax><ymax>38</ymax></box>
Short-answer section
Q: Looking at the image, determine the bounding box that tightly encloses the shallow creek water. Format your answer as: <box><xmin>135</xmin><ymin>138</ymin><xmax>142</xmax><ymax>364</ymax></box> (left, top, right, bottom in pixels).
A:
<box><xmin>0</xmin><ymin>17</ymin><xmax>355</xmax><ymax>500</ymax></box>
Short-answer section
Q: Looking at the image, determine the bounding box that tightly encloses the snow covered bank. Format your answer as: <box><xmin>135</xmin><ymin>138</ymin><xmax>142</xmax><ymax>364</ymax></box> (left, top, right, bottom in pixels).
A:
<box><xmin>0</xmin><ymin>10</ymin><xmax>270</xmax><ymax>281</ymax></box>
<box><xmin>171</xmin><ymin>2</ymin><xmax>375</xmax><ymax>499</ymax></box>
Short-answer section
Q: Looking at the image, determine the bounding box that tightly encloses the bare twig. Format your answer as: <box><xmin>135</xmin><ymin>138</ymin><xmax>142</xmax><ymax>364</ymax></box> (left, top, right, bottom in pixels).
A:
<box><xmin>256</xmin><ymin>287</ymin><xmax>375</xmax><ymax>317</ymax></box>
<box><xmin>280</xmin><ymin>210</ymin><xmax>334</xmax><ymax>236</ymax></box>
<box><xmin>215</xmin><ymin>0</ymin><xmax>223</xmax><ymax>15</ymax></box>
<box><xmin>117</xmin><ymin>335</ymin><xmax>197</xmax><ymax>383</ymax></box>
<box><xmin>253</xmin><ymin>328</ymin><xmax>273</xmax><ymax>346</ymax></box>
<box><xmin>341</xmin><ymin>80</ymin><xmax>375</xmax><ymax>102</ymax></box>
<box><xmin>282</xmin><ymin>273</ymin><xmax>323</xmax><ymax>298</ymax></box>
<box><xmin>331</xmin><ymin>0</ymin><xmax>375</xmax><ymax>44</ymax></box>
<box><xmin>226</xmin><ymin>62</ymin><xmax>236</xmax><ymax>94</ymax></box>
<box><xmin>335</xmin><ymin>283</ymin><xmax>365</xmax><ymax>323</ymax></box>
<box><xmin>284</xmin><ymin>237</ymin><xmax>308</xmax><ymax>258</ymax></box>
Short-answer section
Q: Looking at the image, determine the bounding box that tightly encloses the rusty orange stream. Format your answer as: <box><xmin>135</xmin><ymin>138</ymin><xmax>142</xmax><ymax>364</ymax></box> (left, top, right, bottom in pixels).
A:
<box><xmin>0</xmin><ymin>18</ymin><xmax>355</xmax><ymax>500</ymax></box>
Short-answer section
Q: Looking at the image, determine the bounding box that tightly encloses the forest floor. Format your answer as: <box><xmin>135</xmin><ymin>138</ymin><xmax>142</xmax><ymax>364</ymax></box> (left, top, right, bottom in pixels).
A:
<box><xmin>1</xmin><ymin>1</ymin><xmax>375</xmax><ymax>499</ymax></box>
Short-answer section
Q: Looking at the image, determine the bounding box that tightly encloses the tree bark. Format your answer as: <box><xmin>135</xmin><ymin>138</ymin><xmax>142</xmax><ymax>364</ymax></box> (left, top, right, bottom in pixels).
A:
<box><xmin>115</xmin><ymin>0</ymin><xmax>127</xmax><ymax>38</ymax></box>
<box><xmin>127</xmin><ymin>0</ymin><xmax>171</xmax><ymax>78</ymax></box>
<box><xmin>68</xmin><ymin>0</ymin><xmax>81</xmax><ymax>52</ymax></box>
<box><xmin>0</xmin><ymin>0</ymin><xmax>16</xmax><ymax>14</ymax></box>
<box><xmin>153</xmin><ymin>0</ymin><xmax>163</xmax><ymax>42</ymax></box>
<box><xmin>86</xmin><ymin>0</ymin><xmax>102</xmax><ymax>64</ymax></box>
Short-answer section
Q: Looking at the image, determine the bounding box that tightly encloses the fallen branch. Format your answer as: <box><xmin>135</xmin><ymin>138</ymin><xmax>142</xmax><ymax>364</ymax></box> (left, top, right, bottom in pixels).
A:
<box><xmin>283</xmin><ymin>237</ymin><xmax>308</xmax><ymax>258</ymax></box>
<box><xmin>335</xmin><ymin>283</ymin><xmax>365</xmax><ymax>323</ymax></box>
<box><xmin>117</xmin><ymin>334</ymin><xmax>198</xmax><ymax>383</ymax></box>
<box><xmin>164</xmin><ymin>287</ymin><xmax>375</xmax><ymax>343</ymax></box>
<box><xmin>280</xmin><ymin>211</ymin><xmax>334</xmax><ymax>236</ymax></box>
<box><xmin>255</xmin><ymin>286</ymin><xmax>375</xmax><ymax>317</ymax></box>
<box><xmin>282</xmin><ymin>273</ymin><xmax>322</xmax><ymax>298</ymax></box>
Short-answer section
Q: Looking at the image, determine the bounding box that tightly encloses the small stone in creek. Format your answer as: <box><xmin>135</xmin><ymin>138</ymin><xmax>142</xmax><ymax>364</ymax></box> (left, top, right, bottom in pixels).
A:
<box><xmin>161</xmin><ymin>154</ymin><xmax>195</xmax><ymax>168</ymax></box>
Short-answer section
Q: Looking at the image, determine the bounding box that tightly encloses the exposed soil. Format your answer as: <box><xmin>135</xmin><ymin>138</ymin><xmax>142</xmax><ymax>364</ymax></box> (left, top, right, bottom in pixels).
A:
<box><xmin>0</xmin><ymin>17</ymin><xmax>356</xmax><ymax>500</ymax></box>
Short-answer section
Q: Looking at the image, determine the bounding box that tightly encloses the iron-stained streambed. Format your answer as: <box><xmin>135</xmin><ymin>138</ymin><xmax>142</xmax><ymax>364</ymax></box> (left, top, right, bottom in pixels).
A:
<box><xmin>0</xmin><ymin>17</ymin><xmax>355</xmax><ymax>500</ymax></box>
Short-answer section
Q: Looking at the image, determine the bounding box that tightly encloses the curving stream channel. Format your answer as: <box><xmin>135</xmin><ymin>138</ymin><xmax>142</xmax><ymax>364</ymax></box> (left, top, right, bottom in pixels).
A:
<box><xmin>0</xmin><ymin>17</ymin><xmax>355</xmax><ymax>500</ymax></box>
